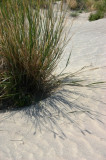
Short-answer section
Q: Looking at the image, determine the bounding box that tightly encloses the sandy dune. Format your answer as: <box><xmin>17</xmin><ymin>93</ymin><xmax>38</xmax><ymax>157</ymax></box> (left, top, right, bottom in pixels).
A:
<box><xmin>0</xmin><ymin>11</ymin><xmax>106</xmax><ymax>160</ymax></box>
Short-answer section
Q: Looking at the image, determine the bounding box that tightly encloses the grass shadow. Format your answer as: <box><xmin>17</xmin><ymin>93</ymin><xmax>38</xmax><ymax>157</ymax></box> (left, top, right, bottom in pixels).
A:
<box><xmin>0</xmin><ymin>66</ymin><xmax>106</xmax><ymax>138</ymax></box>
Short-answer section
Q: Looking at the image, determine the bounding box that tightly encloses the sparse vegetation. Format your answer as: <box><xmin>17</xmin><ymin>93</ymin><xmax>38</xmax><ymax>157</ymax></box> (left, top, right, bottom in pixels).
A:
<box><xmin>65</xmin><ymin>0</ymin><xmax>106</xmax><ymax>21</ymax></box>
<box><xmin>89</xmin><ymin>10</ymin><xmax>104</xmax><ymax>21</ymax></box>
<box><xmin>70</xmin><ymin>11</ymin><xmax>79</xmax><ymax>17</ymax></box>
<box><xmin>66</xmin><ymin>0</ymin><xmax>96</xmax><ymax>11</ymax></box>
<box><xmin>89</xmin><ymin>0</ymin><xmax>106</xmax><ymax>21</ymax></box>
<box><xmin>0</xmin><ymin>0</ymin><xmax>68</xmax><ymax>109</ymax></box>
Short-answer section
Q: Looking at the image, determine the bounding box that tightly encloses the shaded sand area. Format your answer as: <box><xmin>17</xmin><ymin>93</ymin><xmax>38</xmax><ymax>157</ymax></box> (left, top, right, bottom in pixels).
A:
<box><xmin>0</xmin><ymin>12</ymin><xmax>106</xmax><ymax>160</ymax></box>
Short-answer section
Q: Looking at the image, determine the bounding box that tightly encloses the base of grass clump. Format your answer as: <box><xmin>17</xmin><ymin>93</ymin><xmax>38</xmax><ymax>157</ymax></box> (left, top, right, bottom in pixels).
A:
<box><xmin>0</xmin><ymin>81</ymin><xmax>59</xmax><ymax>109</ymax></box>
<box><xmin>89</xmin><ymin>11</ymin><xmax>104</xmax><ymax>21</ymax></box>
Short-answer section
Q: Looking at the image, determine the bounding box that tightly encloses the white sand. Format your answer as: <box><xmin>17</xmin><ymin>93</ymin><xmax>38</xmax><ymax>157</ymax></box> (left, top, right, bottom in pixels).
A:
<box><xmin>0</xmin><ymin>11</ymin><xmax>106</xmax><ymax>160</ymax></box>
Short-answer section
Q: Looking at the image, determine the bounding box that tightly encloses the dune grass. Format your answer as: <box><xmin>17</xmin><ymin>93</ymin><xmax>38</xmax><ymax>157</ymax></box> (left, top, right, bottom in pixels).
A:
<box><xmin>65</xmin><ymin>0</ymin><xmax>106</xmax><ymax>21</ymax></box>
<box><xmin>0</xmin><ymin>0</ymin><xmax>68</xmax><ymax>109</ymax></box>
<box><xmin>89</xmin><ymin>0</ymin><xmax>106</xmax><ymax>21</ymax></box>
<box><xmin>66</xmin><ymin>0</ymin><xmax>96</xmax><ymax>11</ymax></box>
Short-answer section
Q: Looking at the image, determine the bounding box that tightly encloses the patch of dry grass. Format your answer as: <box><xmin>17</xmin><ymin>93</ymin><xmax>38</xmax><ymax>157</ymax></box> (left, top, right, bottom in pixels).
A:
<box><xmin>65</xmin><ymin>0</ymin><xmax>104</xmax><ymax>11</ymax></box>
<box><xmin>66</xmin><ymin>0</ymin><xmax>78</xmax><ymax>9</ymax></box>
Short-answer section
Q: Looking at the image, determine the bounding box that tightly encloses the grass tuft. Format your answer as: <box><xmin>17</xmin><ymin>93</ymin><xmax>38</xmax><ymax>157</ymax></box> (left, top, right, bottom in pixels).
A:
<box><xmin>70</xmin><ymin>11</ymin><xmax>79</xmax><ymax>17</ymax></box>
<box><xmin>0</xmin><ymin>0</ymin><xmax>68</xmax><ymax>109</ymax></box>
<box><xmin>89</xmin><ymin>0</ymin><xmax>106</xmax><ymax>21</ymax></box>
<box><xmin>89</xmin><ymin>10</ymin><xmax>104</xmax><ymax>21</ymax></box>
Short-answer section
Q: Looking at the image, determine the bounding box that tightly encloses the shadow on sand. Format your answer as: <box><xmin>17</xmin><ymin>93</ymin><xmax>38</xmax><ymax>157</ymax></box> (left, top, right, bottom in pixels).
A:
<box><xmin>0</xmin><ymin>68</ymin><xmax>106</xmax><ymax>139</ymax></box>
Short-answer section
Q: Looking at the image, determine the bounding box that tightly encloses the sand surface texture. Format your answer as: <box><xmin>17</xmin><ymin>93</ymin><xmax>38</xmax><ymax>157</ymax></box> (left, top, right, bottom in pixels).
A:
<box><xmin>0</xmin><ymin>11</ymin><xmax>106</xmax><ymax>160</ymax></box>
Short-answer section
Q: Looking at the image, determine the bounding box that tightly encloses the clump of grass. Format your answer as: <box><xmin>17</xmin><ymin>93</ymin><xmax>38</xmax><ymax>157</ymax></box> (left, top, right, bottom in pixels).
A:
<box><xmin>0</xmin><ymin>0</ymin><xmax>67</xmax><ymax>109</ymax></box>
<box><xmin>66</xmin><ymin>0</ymin><xmax>91</xmax><ymax>10</ymax></box>
<box><xmin>89</xmin><ymin>0</ymin><xmax>106</xmax><ymax>21</ymax></box>
<box><xmin>89</xmin><ymin>10</ymin><xmax>104</xmax><ymax>21</ymax></box>
<box><xmin>70</xmin><ymin>11</ymin><xmax>79</xmax><ymax>17</ymax></box>
<box><xmin>84</xmin><ymin>0</ymin><xmax>96</xmax><ymax>11</ymax></box>
<box><xmin>66</xmin><ymin>0</ymin><xmax>105</xmax><ymax>12</ymax></box>
<box><xmin>66</xmin><ymin>0</ymin><xmax>78</xmax><ymax>10</ymax></box>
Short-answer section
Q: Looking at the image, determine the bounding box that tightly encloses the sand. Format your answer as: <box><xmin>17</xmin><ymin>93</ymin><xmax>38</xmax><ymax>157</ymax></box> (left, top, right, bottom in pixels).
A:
<box><xmin>0</xmin><ymin>9</ymin><xmax>106</xmax><ymax>160</ymax></box>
